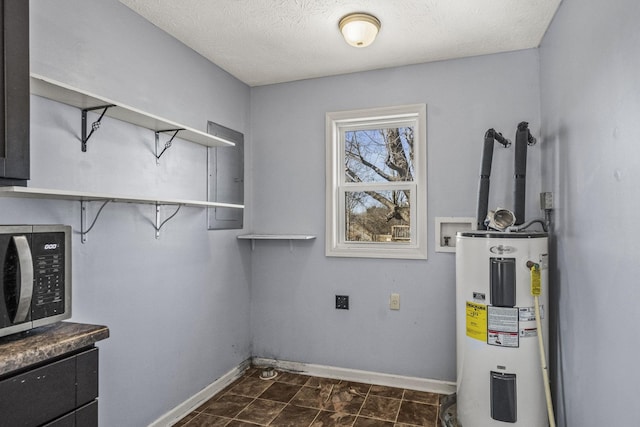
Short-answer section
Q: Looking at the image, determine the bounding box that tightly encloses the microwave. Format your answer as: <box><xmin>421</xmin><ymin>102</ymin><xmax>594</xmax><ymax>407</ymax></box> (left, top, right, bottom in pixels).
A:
<box><xmin>0</xmin><ymin>225</ymin><xmax>71</xmax><ymax>338</ymax></box>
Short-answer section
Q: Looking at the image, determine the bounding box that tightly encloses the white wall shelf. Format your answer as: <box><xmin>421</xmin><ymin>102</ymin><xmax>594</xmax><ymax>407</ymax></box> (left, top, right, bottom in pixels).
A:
<box><xmin>30</xmin><ymin>73</ymin><xmax>236</xmax><ymax>151</ymax></box>
<box><xmin>0</xmin><ymin>186</ymin><xmax>244</xmax><ymax>242</ymax></box>
<box><xmin>0</xmin><ymin>186</ymin><xmax>243</xmax><ymax>208</ymax></box>
<box><xmin>237</xmin><ymin>234</ymin><xmax>316</xmax><ymax>251</ymax></box>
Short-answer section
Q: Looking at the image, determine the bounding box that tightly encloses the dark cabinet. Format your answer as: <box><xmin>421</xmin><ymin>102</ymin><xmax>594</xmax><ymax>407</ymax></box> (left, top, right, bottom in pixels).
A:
<box><xmin>0</xmin><ymin>347</ymin><xmax>99</xmax><ymax>427</ymax></box>
<box><xmin>0</xmin><ymin>0</ymin><xmax>30</xmax><ymax>186</ymax></box>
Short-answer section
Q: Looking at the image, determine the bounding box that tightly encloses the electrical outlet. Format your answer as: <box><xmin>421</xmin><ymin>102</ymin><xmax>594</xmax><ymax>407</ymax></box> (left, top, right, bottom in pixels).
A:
<box><xmin>390</xmin><ymin>293</ymin><xmax>400</xmax><ymax>310</ymax></box>
<box><xmin>335</xmin><ymin>295</ymin><xmax>349</xmax><ymax>310</ymax></box>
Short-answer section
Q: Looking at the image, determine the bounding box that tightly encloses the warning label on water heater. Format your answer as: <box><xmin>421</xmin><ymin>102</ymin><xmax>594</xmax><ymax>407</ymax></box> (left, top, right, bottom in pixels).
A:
<box><xmin>487</xmin><ymin>306</ymin><xmax>519</xmax><ymax>348</ymax></box>
<box><xmin>466</xmin><ymin>302</ymin><xmax>487</xmax><ymax>342</ymax></box>
<box><xmin>488</xmin><ymin>331</ymin><xmax>519</xmax><ymax>347</ymax></box>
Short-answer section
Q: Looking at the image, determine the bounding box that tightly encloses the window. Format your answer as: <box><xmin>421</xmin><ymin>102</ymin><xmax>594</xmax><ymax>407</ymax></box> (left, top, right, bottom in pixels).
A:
<box><xmin>326</xmin><ymin>104</ymin><xmax>427</xmax><ymax>259</ymax></box>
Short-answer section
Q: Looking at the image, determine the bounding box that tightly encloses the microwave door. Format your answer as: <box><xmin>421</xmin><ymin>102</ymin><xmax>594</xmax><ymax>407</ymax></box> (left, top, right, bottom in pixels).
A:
<box><xmin>12</xmin><ymin>236</ymin><xmax>34</xmax><ymax>323</ymax></box>
<box><xmin>2</xmin><ymin>235</ymin><xmax>33</xmax><ymax>326</ymax></box>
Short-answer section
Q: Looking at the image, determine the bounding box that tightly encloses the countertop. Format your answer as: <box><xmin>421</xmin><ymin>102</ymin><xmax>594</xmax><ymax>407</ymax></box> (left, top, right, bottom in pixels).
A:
<box><xmin>0</xmin><ymin>321</ymin><xmax>109</xmax><ymax>376</ymax></box>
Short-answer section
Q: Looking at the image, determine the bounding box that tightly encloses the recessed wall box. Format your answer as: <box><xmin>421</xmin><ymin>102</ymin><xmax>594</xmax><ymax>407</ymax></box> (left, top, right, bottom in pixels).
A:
<box><xmin>435</xmin><ymin>217</ymin><xmax>476</xmax><ymax>252</ymax></box>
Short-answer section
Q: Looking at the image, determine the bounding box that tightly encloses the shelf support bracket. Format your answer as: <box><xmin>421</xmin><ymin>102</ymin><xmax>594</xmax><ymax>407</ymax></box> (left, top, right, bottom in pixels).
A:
<box><xmin>154</xmin><ymin>203</ymin><xmax>182</xmax><ymax>239</ymax></box>
<box><xmin>80</xmin><ymin>199</ymin><xmax>112</xmax><ymax>243</ymax></box>
<box><xmin>155</xmin><ymin>129</ymin><xmax>184</xmax><ymax>164</ymax></box>
<box><xmin>81</xmin><ymin>105</ymin><xmax>116</xmax><ymax>152</ymax></box>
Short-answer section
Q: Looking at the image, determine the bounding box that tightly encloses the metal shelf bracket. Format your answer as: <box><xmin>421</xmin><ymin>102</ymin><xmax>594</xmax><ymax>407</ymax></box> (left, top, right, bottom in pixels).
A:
<box><xmin>154</xmin><ymin>203</ymin><xmax>182</xmax><ymax>238</ymax></box>
<box><xmin>155</xmin><ymin>129</ymin><xmax>184</xmax><ymax>164</ymax></box>
<box><xmin>80</xmin><ymin>199</ymin><xmax>112</xmax><ymax>243</ymax></box>
<box><xmin>81</xmin><ymin>105</ymin><xmax>115</xmax><ymax>152</ymax></box>
<box><xmin>79</xmin><ymin>200</ymin><xmax>183</xmax><ymax>242</ymax></box>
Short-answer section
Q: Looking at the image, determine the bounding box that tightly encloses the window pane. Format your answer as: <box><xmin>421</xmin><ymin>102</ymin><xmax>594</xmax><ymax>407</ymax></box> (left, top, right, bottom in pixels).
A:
<box><xmin>345</xmin><ymin>190</ymin><xmax>411</xmax><ymax>242</ymax></box>
<box><xmin>344</xmin><ymin>127</ymin><xmax>414</xmax><ymax>183</ymax></box>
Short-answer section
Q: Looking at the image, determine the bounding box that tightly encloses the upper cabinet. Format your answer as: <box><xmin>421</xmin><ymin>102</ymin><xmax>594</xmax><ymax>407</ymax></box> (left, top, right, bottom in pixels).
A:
<box><xmin>0</xmin><ymin>0</ymin><xmax>30</xmax><ymax>186</ymax></box>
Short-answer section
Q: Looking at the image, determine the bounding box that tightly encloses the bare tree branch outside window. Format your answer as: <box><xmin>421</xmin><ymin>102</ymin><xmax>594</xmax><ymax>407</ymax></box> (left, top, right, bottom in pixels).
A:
<box><xmin>344</xmin><ymin>126</ymin><xmax>414</xmax><ymax>242</ymax></box>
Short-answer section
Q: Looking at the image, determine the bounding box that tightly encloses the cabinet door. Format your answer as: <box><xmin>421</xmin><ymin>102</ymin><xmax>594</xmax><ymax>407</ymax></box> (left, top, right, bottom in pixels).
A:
<box><xmin>76</xmin><ymin>348</ymin><xmax>99</xmax><ymax>406</ymax></box>
<box><xmin>41</xmin><ymin>400</ymin><xmax>98</xmax><ymax>427</ymax></box>
<box><xmin>0</xmin><ymin>356</ymin><xmax>76</xmax><ymax>427</ymax></box>
<box><xmin>75</xmin><ymin>401</ymin><xmax>98</xmax><ymax>427</ymax></box>
<box><xmin>0</xmin><ymin>0</ymin><xmax>30</xmax><ymax>185</ymax></box>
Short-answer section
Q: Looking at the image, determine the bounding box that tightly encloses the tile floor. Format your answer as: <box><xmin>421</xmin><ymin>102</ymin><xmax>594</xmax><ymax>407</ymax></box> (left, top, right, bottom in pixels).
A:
<box><xmin>173</xmin><ymin>367</ymin><xmax>452</xmax><ymax>427</ymax></box>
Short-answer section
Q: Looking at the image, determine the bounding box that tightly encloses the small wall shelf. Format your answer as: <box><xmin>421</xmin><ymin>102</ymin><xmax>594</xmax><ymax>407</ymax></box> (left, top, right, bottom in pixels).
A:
<box><xmin>237</xmin><ymin>234</ymin><xmax>316</xmax><ymax>251</ymax></box>
<box><xmin>30</xmin><ymin>74</ymin><xmax>236</xmax><ymax>150</ymax></box>
<box><xmin>435</xmin><ymin>217</ymin><xmax>477</xmax><ymax>252</ymax></box>
<box><xmin>0</xmin><ymin>186</ymin><xmax>244</xmax><ymax>242</ymax></box>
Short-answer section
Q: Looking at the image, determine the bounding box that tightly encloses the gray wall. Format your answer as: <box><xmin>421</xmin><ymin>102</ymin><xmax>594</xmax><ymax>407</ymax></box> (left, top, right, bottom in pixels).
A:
<box><xmin>539</xmin><ymin>0</ymin><xmax>640</xmax><ymax>425</ymax></box>
<box><xmin>1</xmin><ymin>1</ymin><xmax>252</xmax><ymax>426</ymax></box>
<box><xmin>249</xmin><ymin>50</ymin><xmax>542</xmax><ymax>381</ymax></box>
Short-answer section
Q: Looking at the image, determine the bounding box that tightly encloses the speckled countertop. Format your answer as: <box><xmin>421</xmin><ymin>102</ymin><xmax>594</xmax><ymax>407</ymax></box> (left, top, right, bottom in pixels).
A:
<box><xmin>0</xmin><ymin>321</ymin><xmax>109</xmax><ymax>376</ymax></box>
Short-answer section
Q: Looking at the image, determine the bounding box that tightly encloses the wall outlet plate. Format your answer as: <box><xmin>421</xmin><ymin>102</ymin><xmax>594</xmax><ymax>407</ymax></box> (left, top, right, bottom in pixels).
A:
<box><xmin>335</xmin><ymin>295</ymin><xmax>349</xmax><ymax>310</ymax></box>
<box><xmin>390</xmin><ymin>293</ymin><xmax>400</xmax><ymax>310</ymax></box>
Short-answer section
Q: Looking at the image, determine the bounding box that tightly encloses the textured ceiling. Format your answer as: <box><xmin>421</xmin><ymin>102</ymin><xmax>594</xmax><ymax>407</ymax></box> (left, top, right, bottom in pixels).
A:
<box><xmin>119</xmin><ymin>0</ymin><xmax>561</xmax><ymax>87</ymax></box>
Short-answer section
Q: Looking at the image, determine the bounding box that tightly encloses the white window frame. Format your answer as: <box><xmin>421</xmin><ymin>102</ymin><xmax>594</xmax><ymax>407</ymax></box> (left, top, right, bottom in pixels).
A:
<box><xmin>326</xmin><ymin>104</ymin><xmax>427</xmax><ymax>259</ymax></box>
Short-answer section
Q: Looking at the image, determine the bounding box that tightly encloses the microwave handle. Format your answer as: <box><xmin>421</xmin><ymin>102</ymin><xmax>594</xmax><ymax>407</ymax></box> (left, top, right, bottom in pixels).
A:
<box><xmin>12</xmin><ymin>235</ymin><xmax>34</xmax><ymax>323</ymax></box>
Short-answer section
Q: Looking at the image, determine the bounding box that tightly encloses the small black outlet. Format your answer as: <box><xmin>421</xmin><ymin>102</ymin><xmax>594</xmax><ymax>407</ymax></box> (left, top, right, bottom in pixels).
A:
<box><xmin>335</xmin><ymin>295</ymin><xmax>349</xmax><ymax>310</ymax></box>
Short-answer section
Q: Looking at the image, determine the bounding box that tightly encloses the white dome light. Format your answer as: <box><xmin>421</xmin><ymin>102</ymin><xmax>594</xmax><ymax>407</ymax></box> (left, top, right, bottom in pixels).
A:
<box><xmin>339</xmin><ymin>13</ymin><xmax>381</xmax><ymax>48</ymax></box>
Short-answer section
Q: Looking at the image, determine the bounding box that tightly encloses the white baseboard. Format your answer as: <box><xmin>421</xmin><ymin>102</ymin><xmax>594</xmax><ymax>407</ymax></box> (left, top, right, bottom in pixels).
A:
<box><xmin>252</xmin><ymin>357</ymin><xmax>456</xmax><ymax>395</ymax></box>
<box><xmin>149</xmin><ymin>357</ymin><xmax>456</xmax><ymax>427</ymax></box>
<box><xmin>148</xmin><ymin>359</ymin><xmax>251</xmax><ymax>427</ymax></box>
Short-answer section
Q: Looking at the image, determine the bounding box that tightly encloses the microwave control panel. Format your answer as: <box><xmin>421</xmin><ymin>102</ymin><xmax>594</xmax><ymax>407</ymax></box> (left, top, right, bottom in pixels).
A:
<box><xmin>31</xmin><ymin>232</ymin><xmax>66</xmax><ymax>320</ymax></box>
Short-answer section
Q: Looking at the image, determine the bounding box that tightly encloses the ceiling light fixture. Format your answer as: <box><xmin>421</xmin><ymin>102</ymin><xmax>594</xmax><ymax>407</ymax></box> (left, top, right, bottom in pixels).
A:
<box><xmin>339</xmin><ymin>13</ymin><xmax>381</xmax><ymax>48</ymax></box>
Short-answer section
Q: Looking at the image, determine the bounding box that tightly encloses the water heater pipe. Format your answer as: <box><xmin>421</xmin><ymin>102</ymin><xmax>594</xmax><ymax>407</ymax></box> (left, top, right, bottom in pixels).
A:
<box><xmin>507</xmin><ymin>218</ymin><xmax>548</xmax><ymax>233</ymax></box>
<box><xmin>476</xmin><ymin>128</ymin><xmax>511</xmax><ymax>229</ymax></box>
<box><xmin>513</xmin><ymin>122</ymin><xmax>537</xmax><ymax>225</ymax></box>
<box><xmin>527</xmin><ymin>261</ymin><xmax>557</xmax><ymax>427</ymax></box>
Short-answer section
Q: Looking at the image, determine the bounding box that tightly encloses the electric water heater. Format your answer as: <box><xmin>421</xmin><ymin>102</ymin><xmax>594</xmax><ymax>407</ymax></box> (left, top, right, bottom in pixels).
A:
<box><xmin>456</xmin><ymin>231</ymin><xmax>549</xmax><ymax>426</ymax></box>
